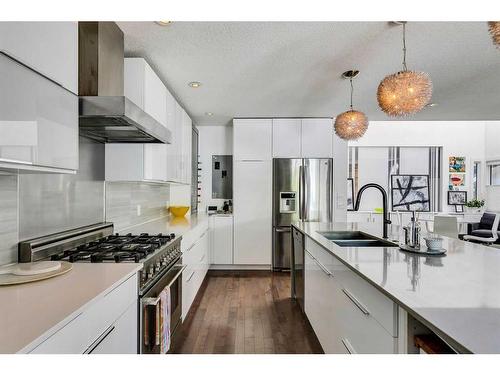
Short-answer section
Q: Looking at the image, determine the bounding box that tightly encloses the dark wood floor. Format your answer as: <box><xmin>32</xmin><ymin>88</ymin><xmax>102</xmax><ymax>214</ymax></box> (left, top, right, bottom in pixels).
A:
<box><xmin>173</xmin><ymin>271</ymin><xmax>323</xmax><ymax>354</ymax></box>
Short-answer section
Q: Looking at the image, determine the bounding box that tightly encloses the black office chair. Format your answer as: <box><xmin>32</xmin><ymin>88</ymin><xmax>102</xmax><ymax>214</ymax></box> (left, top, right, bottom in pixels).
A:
<box><xmin>464</xmin><ymin>212</ymin><xmax>500</xmax><ymax>245</ymax></box>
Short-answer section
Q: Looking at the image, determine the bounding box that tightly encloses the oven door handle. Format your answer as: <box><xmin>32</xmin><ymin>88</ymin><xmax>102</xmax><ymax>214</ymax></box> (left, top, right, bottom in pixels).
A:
<box><xmin>142</xmin><ymin>265</ymin><xmax>187</xmax><ymax>306</ymax></box>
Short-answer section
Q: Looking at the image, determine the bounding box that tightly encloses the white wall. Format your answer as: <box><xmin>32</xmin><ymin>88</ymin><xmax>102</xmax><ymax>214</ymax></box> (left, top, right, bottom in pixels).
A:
<box><xmin>198</xmin><ymin>125</ymin><xmax>233</xmax><ymax>212</ymax></box>
<box><xmin>350</xmin><ymin>121</ymin><xmax>488</xmax><ymax>212</ymax></box>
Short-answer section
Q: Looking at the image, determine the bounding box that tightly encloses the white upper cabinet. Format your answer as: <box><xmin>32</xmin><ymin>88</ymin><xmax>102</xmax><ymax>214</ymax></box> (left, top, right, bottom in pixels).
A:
<box><xmin>124</xmin><ymin>58</ymin><xmax>168</xmax><ymax>128</ymax></box>
<box><xmin>272</xmin><ymin>119</ymin><xmax>302</xmax><ymax>158</ymax></box>
<box><xmin>0</xmin><ymin>46</ymin><xmax>78</xmax><ymax>174</ymax></box>
<box><xmin>301</xmin><ymin>118</ymin><xmax>333</xmax><ymax>158</ymax></box>
<box><xmin>166</xmin><ymin>101</ymin><xmax>192</xmax><ymax>185</ymax></box>
<box><xmin>233</xmin><ymin>119</ymin><xmax>273</xmax><ymax>161</ymax></box>
<box><xmin>0</xmin><ymin>22</ymin><xmax>78</xmax><ymax>94</ymax></box>
<box><xmin>109</xmin><ymin>57</ymin><xmax>194</xmax><ymax>184</ymax></box>
<box><xmin>181</xmin><ymin>109</ymin><xmax>193</xmax><ymax>184</ymax></box>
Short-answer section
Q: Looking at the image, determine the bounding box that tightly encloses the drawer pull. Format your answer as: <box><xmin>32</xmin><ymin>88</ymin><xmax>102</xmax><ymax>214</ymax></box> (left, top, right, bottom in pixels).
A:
<box><xmin>187</xmin><ymin>270</ymin><xmax>195</xmax><ymax>282</ymax></box>
<box><xmin>199</xmin><ymin>254</ymin><xmax>206</xmax><ymax>262</ymax></box>
<box><xmin>184</xmin><ymin>230</ymin><xmax>208</xmax><ymax>253</ymax></box>
<box><xmin>342</xmin><ymin>288</ymin><xmax>370</xmax><ymax>316</ymax></box>
<box><xmin>341</xmin><ymin>338</ymin><xmax>357</xmax><ymax>354</ymax></box>
<box><xmin>305</xmin><ymin>249</ymin><xmax>333</xmax><ymax>277</ymax></box>
<box><xmin>84</xmin><ymin>325</ymin><xmax>115</xmax><ymax>354</ymax></box>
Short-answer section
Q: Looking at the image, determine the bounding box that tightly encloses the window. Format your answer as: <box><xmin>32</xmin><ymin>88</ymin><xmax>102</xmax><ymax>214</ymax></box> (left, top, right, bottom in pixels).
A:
<box><xmin>472</xmin><ymin>161</ymin><xmax>481</xmax><ymax>199</ymax></box>
<box><xmin>489</xmin><ymin>163</ymin><xmax>500</xmax><ymax>186</ymax></box>
<box><xmin>348</xmin><ymin>146</ymin><xmax>442</xmax><ymax>211</ymax></box>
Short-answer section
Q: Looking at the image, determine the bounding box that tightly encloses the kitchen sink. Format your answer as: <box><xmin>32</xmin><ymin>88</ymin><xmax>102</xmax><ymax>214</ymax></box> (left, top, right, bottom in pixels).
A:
<box><xmin>317</xmin><ymin>231</ymin><xmax>399</xmax><ymax>248</ymax></box>
<box><xmin>330</xmin><ymin>239</ymin><xmax>398</xmax><ymax>247</ymax></box>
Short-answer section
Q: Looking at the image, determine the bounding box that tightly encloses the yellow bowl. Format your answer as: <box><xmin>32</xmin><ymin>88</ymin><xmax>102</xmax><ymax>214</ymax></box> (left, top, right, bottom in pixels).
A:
<box><xmin>169</xmin><ymin>206</ymin><xmax>190</xmax><ymax>218</ymax></box>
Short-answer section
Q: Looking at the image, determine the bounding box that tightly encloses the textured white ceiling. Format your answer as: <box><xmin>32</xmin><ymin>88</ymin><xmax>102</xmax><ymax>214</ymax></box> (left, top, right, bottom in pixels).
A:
<box><xmin>118</xmin><ymin>22</ymin><xmax>500</xmax><ymax>126</ymax></box>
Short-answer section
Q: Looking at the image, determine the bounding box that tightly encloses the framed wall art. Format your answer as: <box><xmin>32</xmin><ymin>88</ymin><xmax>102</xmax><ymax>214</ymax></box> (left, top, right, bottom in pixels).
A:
<box><xmin>391</xmin><ymin>174</ymin><xmax>430</xmax><ymax>212</ymax></box>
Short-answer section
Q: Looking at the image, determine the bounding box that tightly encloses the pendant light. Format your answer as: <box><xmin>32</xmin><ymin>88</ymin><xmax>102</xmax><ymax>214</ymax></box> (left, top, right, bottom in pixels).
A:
<box><xmin>334</xmin><ymin>70</ymin><xmax>368</xmax><ymax>141</ymax></box>
<box><xmin>377</xmin><ymin>22</ymin><xmax>432</xmax><ymax>117</ymax></box>
<box><xmin>488</xmin><ymin>21</ymin><xmax>500</xmax><ymax>47</ymax></box>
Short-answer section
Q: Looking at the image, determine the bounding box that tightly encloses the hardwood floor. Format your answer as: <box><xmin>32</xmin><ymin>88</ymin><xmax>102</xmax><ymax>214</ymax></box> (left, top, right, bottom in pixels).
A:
<box><xmin>173</xmin><ymin>271</ymin><xmax>323</xmax><ymax>354</ymax></box>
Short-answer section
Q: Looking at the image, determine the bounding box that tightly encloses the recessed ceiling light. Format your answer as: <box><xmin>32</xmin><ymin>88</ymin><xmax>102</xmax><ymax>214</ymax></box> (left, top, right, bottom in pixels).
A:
<box><xmin>205</xmin><ymin>112</ymin><xmax>213</xmax><ymax>116</ymax></box>
<box><xmin>188</xmin><ymin>81</ymin><xmax>202</xmax><ymax>88</ymax></box>
<box><xmin>155</xmin><ymin>21</ymin><xmax>172</xmax><ymax>26</ymax></box>
<box><xmin>426</xmin><ymin>103</ymin><xmax>438</xmax><ymax>107</ymax></box>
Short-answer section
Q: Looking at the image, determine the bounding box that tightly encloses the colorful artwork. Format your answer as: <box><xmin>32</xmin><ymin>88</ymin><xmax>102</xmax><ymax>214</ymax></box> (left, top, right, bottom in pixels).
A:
<box><xmin>391</xmin><ymin>175</ymin><xmax>430</xmax><ymax>212</ymax></box>
<box><xmin>449</xmin><ymin>156</ymin><xmax>466</xmax><ymax>173</ymax></box>
<box><xmin>449</xmin><ymin>173</ymin><xmax>465</xmax><ymax>188</ymax></box>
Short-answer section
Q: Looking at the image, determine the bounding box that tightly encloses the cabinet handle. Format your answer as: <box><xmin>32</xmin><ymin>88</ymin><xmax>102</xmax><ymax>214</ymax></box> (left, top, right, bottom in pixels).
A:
<box><xmin>187</xmin><ymin>270</ymin><xmax>196</xmax><ymax>282</ymax></box>
<box><xmin>341</xmin><ymin>338</ymin><xmax>357</xmax><ymax>354</ymax></box>
<box><xmin>84</xmin><ymin>325</ymin><xmax>115</xmax><ymax>354</ymax></box>
<box><xmin>305</xmin><ymin>249</ymin><xmax>333</xmax><ymax>277</ymax></box>
<box><xmin>342</xmin><ymin>288</ymin><xmax>370</xmax><ymax>316</ymax></box>
<box><xmin>199</xmin><ymin>254</ymin><xmax>206</xmax><ymax>262</ymax></box>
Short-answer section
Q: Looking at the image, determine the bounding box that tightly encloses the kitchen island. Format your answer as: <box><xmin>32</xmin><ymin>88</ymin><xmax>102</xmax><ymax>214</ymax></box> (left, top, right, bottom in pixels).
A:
<box><xmin>292</xmin><ymin>221</ymin><xmax>500</xmax><ymax>354</ymax></box>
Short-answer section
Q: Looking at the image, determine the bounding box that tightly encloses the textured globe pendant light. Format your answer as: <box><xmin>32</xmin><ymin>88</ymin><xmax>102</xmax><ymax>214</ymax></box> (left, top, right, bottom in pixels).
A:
<box><xmin>377</xmin><ymin>22</ymin><xmax>432</xmax><ymax>117</ymax></box>
<box><xmin>488</xmin><ymin>21</ymin><xmax>500</xmax><ymax>47</ymax></box>
<box><xmin>334</xmin><ymin>70</ymin><xmax>369</xmax><ymax>141</ymax></box>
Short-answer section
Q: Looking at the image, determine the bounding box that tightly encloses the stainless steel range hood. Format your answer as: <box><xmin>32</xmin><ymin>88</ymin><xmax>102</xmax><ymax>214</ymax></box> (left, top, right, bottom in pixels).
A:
<box><xmin>78</xmin><ymin>22</ymin><xmax>171</xmax><ymax>143</ymax></box>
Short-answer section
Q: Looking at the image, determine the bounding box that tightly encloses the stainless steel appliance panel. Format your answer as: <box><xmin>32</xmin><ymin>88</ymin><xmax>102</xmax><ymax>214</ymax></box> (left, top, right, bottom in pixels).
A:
<box><xmin>212</xmin><ymin>155</ymin><xmax>232</xmax><ymax>199</ymax></box>
<box><xmin>272</xmin><ymin>158</ymin><xmax>333</xmax><ymax>271</ymax></box>
<box><xmin>140</xmin><ymin>259</ymin><xmax>185</xmax><ymax>354</ymax></box>
<box><xmin>303</xmin><ymin>158</ymin><xmax>333</xmax><ymax>222</ymax></box>
<box><xmin>273</xmin><ymin>226</ymin><xmax>292</xmax><ymax>272</ymax></box>
<box><xmin>273</xmin><ymin>158</ymin><xmax>301</xmax><ymax>227</ymax></box>
<box><xmin>291</xmin><ymin>226</ymin><xmax>305</xmax><ymax>311</ymax></box>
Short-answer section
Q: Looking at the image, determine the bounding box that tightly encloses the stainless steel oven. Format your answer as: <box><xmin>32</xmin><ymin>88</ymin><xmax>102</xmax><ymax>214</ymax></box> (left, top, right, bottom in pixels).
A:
<box><xmin>140</xmin><ymin>258</ymin><xmax>186</xmax><ymax>354</ymax></box>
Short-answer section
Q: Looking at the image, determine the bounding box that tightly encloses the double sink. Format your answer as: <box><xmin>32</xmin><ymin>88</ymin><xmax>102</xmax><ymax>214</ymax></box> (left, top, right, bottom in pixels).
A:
<box><xmin>318</xmin><ymin>231</ymin><xmax>399</xmax><ymax>248</ymax></box>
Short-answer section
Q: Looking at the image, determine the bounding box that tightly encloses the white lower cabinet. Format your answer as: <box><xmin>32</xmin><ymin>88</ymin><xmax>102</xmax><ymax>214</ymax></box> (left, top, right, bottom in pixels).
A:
<box><xmin>182</xmin><ymin>225</ymin><xmax>210</xmax><ymax>320</ymax></box>
<box><xmin>88</xmin><ymin>302</ymin><xmax>138</xmax><ymax>354</ymax></box>
<box><xmin>304</xmin><ymin>238</ymin><xmax>397</xmax><ymax>354</ymax></box>
<box><xmin>210</xmin><ymin>215</ymin><xmax>234</xmax><ymax>265</ymax></box>
<box><xmin>30</xmin><ymin>274</ymin><xmax>138</xmax><ymax>354</ymax></box>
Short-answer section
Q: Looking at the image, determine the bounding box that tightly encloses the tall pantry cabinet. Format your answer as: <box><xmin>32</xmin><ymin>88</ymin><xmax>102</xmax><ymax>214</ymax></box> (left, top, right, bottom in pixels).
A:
<box><xmin>232</xmin><ymin>119</ymin><xmax>273</xmax><ymax>266</ymax></box>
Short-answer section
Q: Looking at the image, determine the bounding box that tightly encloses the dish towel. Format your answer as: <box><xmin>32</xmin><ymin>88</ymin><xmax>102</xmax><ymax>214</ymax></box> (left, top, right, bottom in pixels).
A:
<box><xmin>159</xmin><ymin>287</ymin><xmax>171</xmax><ymax>354</ymax></box>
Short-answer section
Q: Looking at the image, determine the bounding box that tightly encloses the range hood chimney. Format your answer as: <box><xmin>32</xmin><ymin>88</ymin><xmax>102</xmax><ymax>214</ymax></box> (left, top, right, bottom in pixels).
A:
<box><xmin>78</xmin><ymin>22</ymin><xmax>171</xmax><ymax>143</ymax></box>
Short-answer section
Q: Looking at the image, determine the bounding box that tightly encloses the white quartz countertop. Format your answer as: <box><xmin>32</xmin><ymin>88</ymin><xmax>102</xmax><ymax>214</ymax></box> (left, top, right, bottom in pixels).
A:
<box><xmin>0</xmin><ymin>263</ymin><xmax>142</xmax><ymax>354</ymax></box>
<box><xmin>292</xmin><ymin>221</ymin><xmax>500</xmax><ymax>354</ymax></box>
<box><xmin>119</xmin><ymin>212</ymin><xmax>209</xmax><ymax>237</ymax></box>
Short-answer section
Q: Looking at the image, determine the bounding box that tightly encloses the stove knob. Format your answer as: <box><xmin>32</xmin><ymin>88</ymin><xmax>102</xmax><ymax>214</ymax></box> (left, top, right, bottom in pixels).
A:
<box><xmin>141</xmin><ymin>272</ymin><xmax>147</xmax><ymax>282</ymax></box>
<box><xmin>148</xmin><ymin>266</ymin><xmax>154</xmax><ymax>278</ymax></box>
<box><xmin>155</xmin><ymin>261</ymin><xmax>161</xmax><ymax>271</ymax></box>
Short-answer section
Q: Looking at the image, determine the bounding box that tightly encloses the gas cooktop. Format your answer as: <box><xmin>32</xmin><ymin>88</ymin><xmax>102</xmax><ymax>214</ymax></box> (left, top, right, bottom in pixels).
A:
<box><xmin>50</xmin><ymin>233</ymin><xmax>177</xmax><ymax>263</ymax></box>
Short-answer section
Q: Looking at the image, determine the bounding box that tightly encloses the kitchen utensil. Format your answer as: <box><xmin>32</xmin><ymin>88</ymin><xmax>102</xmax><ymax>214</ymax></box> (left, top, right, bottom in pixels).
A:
<box><xmin>169</xmin><ymin>206</ymin><xmax>190</xmax><ymax>218</ymax></box>
<box><xmin>403</xmin><ymin>211</ymin><xmax>421</xmax><ymax>249</ymax></box>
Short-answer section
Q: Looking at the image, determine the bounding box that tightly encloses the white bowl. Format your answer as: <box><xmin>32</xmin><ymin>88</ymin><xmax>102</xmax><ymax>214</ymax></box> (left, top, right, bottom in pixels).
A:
<box><xmin>424</xmin><ymin>237</ymin><xmax>443</xmax><ymax>251</ymax></box>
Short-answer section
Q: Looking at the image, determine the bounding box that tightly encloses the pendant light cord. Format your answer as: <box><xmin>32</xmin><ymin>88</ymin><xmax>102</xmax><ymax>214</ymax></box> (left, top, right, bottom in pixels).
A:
<box><xmin>349</xmin><ymin>77</ymin><xmax>354</xmax><ymax>110</ymax></box>
<box><xmin>402</xmin><ymin>22</ymin><xmax>408</xmax><ymax>71</ymax></box>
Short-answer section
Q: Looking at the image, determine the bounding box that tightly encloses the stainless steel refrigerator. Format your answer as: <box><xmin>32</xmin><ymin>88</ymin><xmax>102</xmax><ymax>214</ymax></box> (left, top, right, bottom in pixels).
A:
<box><xmin>272</xmin><ymin>158</ymin><xmax>333</xmax><ymax>270</ymax></box>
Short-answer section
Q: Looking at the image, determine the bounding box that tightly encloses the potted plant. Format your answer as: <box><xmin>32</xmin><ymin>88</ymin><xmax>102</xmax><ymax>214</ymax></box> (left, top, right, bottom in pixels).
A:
<box><xmin>465</xmin><ymin>199</ymin><xmax>485</xmax><ymax>213</ymax></box>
